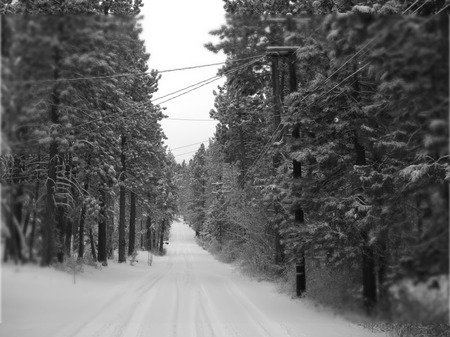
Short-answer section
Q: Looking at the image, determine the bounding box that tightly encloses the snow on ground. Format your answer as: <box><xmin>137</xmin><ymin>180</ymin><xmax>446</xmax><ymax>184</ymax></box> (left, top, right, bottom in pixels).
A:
<box><xmin>1</xmin><ymin>221</ymin><xmax>386</xmax><ymax>337</ymax></box>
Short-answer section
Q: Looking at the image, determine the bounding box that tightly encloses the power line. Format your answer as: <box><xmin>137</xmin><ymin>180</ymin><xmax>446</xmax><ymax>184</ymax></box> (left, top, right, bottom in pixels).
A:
<box><xmin>238</xmin><ymin>61</ymin><xmax>371</xmax><ymax>189</ymax></box>
<box><xmin>173</xmin><ymin>149</ymin><xmax>199</xmax><ymax>158</ymax></box>
<box><xmin>11</xmin><ymin>54</ymin><xmax>265</xmax><ymax>85</ymax></box>
<box><xmin>11</xmin><ymin>56</ymin><xmax>266</xmax><ymax>146</ymax></box>
<box><xmin>238</xmin><ymin>122</ymin><xmax>284</xmax><ymax>189</ymax></box>
<box><xmin>411</xmin><ymin>0</ymin><xmax>430</xmax><ymax>15</ymax></box>
<box><xmin>236</xmin><ymin>34</ymin><xmax>384</xmax><ymax>188</ymax></box>
<box><xmin>158</xmin><ymin>54</ymin><xmax>266</xmax><ymax>74</ymax></box>
<box><xmin>152</xmin><ymin>57</ymin><xmax>265</xmax><ymax>103</ymax></box>
<box><xmin>81</xmin><ymin>58</ymin><xmax>262</xmax><ymax>128</ymax></box>
<box><xmin>165</xmin><ymin>118</ymin><xmax>216</xmax><ymax>122</ymax></box>
<box><xmin>402</xmin><ymin>0</ymin><xmax>422</xmax><ymax>14</ymax></box>
<box><xmin>171</xmin><ymin>140</ymin><xmax>210</xmax><ymax>151</ymax></box>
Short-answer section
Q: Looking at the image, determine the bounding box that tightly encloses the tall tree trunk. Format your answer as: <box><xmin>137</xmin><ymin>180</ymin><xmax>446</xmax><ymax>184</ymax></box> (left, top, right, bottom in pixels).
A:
<box><xmin>78</xmin><ymin>162</ymin><xmax>90</xmax><ymax>260</ymax></box>
<box><xmin>377</xmin><ymin>226</ymin><xmax>389</xmax><ymax>310</ymax></box>
<box><xmin>271</xmin><ymin>56</ymin><xmax>284</xmax><ymax>265</ymax></box>
<box><xmin>42</xmin><ymin>37</ymin><xmax>62</xmax><ymax>266</ymax></box>
<box><xmin>63</xmin><ymin>153</ymin><xmax>77</xmax><ymax>259</ymax></box>
<box><xmin>355</xmin><ymin>136</ymin><xmax>377</xmax><ymax>313</ymax></box>
<box><xmin>128</xmin><ymin>191</ymin><xmax>136</xmax><ymax>255</ymax></box>
<box><xmin>78</xmin><ymin>204</ymin><xmax>87</xmax><ymax>260</ymax></box>
<box><xmin>140</xmin><ymin>218</ymin><xmax>143</xmax><ymax>249</ymax></box>
<box><xmin>146</xmin><ymin>216</ymin><xmax>152</xmax><ymax>251</ymax></box>
<box><xmin>352</xmin><ymin>60</ymin><xmax>377</xmax><ymax>312</ymax></box>
<box><xmin>89</xmin><ymin>226</ymin><xmax>97</xmax><ymax>262</ymax></box>
<box><xmin>64</xmin><ymin>218</ymin><xmax>72</xmax><ymax>258</ymax></box>
<box><xmin>159</xmin><ymin>219</ymin><xmax>165</xmax><ymax>254</ymax></box>
<box><xmin>56</xmin><ymin>154</ymin><xmax>71</xmax><ymax>263</ymax></box>
<box><xmin>11</xmin><ymin>167</ymin><xmax>24</xmax><ymax>263</ymax></box>
<box><xmin>107</xmin><ymin>192</ymin><xmax>114</xmax><ymax>259</ymax></box>
<box><xmin>118</xmin><ymin>134</ymin><xmax>127</xmax><ymax>263</ymax></box>
<box><xmin>22</xmin><ymin>210</ymin><xmax>31</xmax><ymax>241</ymax></box>
<box><xmin>153</xmin><ymin>221</ymin><xmax>158</xmax><ymax>249</ymax></box>
<box><xmin>271</xmin><ymin>56</ymin><xmax>282</xmax><ymax>170</ymax></box>
<box><xmin>29</xmin><ymin>150</ymin><xmax>41</xmax><ymax>262</ymax></box>
<box><xmin>97</xmin><ymin>188</ymin><xmax>108</xmax><ymax>266</ymax></box>
<box><xmin>28</xmin><ymin>210</ymin><xmax>38</xmax><ymax>262</ymax></box>
<box><xmin>56</xmin><ymin>204</ymin><xmax>66</xmax><ymax>263</ymax></box>
<box><xmin>4</xmin><ymin>201</ymin><xmax>19</xmax><ymax>264</ymax></box>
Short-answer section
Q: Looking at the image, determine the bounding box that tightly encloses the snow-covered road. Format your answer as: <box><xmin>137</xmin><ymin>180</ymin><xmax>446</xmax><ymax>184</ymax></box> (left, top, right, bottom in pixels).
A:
<box><xmin>1</xmin><ymin>221</ymin><xmax>385</xmax><ymax>337</ymax></box>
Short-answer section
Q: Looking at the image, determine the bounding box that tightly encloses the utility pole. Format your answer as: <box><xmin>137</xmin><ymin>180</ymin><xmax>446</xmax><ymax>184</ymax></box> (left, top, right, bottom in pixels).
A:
<box><xmin>266</xmin><ymin>40</ymin><xmax>305</xmax><ymax>295</ymax></box>
<box><xmin>267</xmin><ymin>47</ymin><xmax>283</xmax><ymax>266</ymax></box>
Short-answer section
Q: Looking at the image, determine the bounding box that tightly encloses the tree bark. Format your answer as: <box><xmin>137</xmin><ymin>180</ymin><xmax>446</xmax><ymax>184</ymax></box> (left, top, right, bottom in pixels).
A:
<box><xmin>272</xmin><ymin>56</ymin><xmax>284</xmax><ymax>265</ymax></box>
<box><xmin>78</xmin><ymin>204</ymin><xmax>87</xmax><ymax>260</ymax></box>
<box><xmin>107</xmin><ymin>192</ymin><xmax>114</xmax><ymax>259</ymax></box>
<box><xmin>97</xmin><ymin>188</ymin><xmax>108</xmax><ymax>266</ymax></box>
<box><xmin>118</xmin><ymin>134</ymin><xmax>127</xmax><ymax>263</ymax></box>
<box><xmin>78</xmin><ymin>166</ymin><xmax>90</xmax><ymax>260</ymax></box>
<box><xmin>159</xmin><ymin>219</ymin><xmax>166</xmax><ymax>254</ymax></box>
<box><xmin>140</xmin><ymin>218</ymin><xmax>143</xmax><ymax>249</ymax></box>
<box><xmin>29</xmin><ymin>150</ymin><xmax>41</xmax><ymax>262</ymax></box>
<box><xmin>64</xmin><ymin>218</ymin><xmax>72</xmax><ymax>258</ymax></box>
<box><xmin>89</xmin><ymin>226</ymin><xmax>97</xmax><ymax>262</ymax></box>
<box><xmin>56</xmin><ymin>204</ymin><xmax>66</xmax><ymax>263</ymax></box>
<box><xmin>355</xmin><ymin>135</ymin><xmax>377</xmax><ymax>313</ymax></box>
<box><xmin>42</xmin><ymin>39</ymin><xmax>61</xmax><ymax>266</ymax></box>
<box><xmin>128</xmin><ymin>191</ymin><xmax>136</xmax><ymax>255</ymax></box>
<box><xmin>146</xmin><ymin>216</ymin><xmax>152</xmax><ymax>251</ymax></box>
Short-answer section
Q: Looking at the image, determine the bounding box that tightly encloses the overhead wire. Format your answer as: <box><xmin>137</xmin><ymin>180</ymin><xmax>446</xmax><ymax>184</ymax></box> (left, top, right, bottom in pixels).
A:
<box><xmin>152</xmin><ymin>56</ymin><xmax>264</xmax><ymax>103</ymax></box>
<box><xmin>70</xmin><ymin>56</ymin><xmax>265</xmax><ymax>131</ymax></box>
<box><xmin>411</xmin><ymin>0</ymin><xmax>430</xmax><ymax>15</ymax></box>
<box><xmin>158</xmin><ymin>54</ymin><xmax>266</xmax><ymax>73</ymax></box>
<box><xmin>237</xmin><ymin>122</ymin><xmax>284</xmax><ymax>189</ymax></box>
<box><xmin>173</xmin><ymin>149</ymin><xmax>199</xmax><ymax>158</ymax></box>
<box><xmin>165</xmin><ymin>118</ymin><xmax>216</xmax><ymax>122</ymax></box>
<box><xmin>11</xmin><ymin>54</ymin><xmax>266</xmax><ymax>85</ymax></box>
<box><xmin>9</xmin><ymin>56</ymin><xmax>264</xmax><ymax>146</ymax></box>
<box><xmin>236</xmin><ymin>23</ymin><xmax>392</xmax><ymax>188</ymax></box>
<box><xmin>171</xmin><ymin>140</ymin><xmax>210</xmax><ymax>151</ymax></box>
<box><xmin>402</xmin><ymin>0</ymin><xmax>422</xmax><ymax>14</ymax></box>
<box><xmin>238</xmin><ymin>61</ymin><xmax>372</xmax><ymax>189</ymax></box>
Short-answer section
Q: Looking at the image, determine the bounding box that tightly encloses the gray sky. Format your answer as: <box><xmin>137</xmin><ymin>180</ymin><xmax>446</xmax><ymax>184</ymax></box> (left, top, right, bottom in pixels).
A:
<box><xmin>140</xmin><ymin>0</ymin><xmax>226</xmax><ymax>164</ymax></box>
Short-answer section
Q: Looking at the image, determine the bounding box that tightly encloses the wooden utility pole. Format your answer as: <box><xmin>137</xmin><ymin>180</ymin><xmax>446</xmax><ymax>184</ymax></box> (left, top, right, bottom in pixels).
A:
<box><xmin>268</xmin><ymin>49</ymin><xmax>283</xmax><ymax>265</ymax></box>
<box><xmin>267</xmin><ymin>44</ymin><xmax>306</xmax><ymax>296</ymax></box>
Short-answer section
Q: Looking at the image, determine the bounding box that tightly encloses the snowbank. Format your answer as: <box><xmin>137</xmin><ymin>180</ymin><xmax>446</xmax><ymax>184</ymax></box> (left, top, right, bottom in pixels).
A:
<box><xmin>0</xmin><ymin>252</ymin><xmax>154</xmax><ymax>337</ymax></box>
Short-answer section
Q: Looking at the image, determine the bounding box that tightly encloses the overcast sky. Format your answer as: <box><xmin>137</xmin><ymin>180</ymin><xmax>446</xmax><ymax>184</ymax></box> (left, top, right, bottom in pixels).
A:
<box><xmin>140</xmin><ymin>0</ymin><xmax>227</xmax><ymax>164</ymax></box>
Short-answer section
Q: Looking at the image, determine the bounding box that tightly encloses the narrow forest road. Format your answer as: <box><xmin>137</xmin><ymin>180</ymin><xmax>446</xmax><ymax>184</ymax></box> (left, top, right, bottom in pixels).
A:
<box><xmin>0</xmin><ymin>220</ymin><xmax>386</xmax><ymax>337</ymax></box>
<box><xmin>46</xmin><ymin>221</ymin><xmax>383</xmax><ymax>337</ymax></box>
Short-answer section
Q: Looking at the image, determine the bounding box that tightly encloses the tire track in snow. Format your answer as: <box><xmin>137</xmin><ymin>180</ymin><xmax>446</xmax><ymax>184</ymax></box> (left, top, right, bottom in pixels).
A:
<box><xmin>53</xmin><ymin>251</ymin><xmax>175</xmax><ymax>337</ymax></box>
<box><xmin>67</xmin><ymin>269</ymin><xmax>166</xmax><ymax>337</ymax></box>
<box><xmin>196</xmin><ymin>283</ymin><xmax>226</xmax><ymax>337</ymax></box>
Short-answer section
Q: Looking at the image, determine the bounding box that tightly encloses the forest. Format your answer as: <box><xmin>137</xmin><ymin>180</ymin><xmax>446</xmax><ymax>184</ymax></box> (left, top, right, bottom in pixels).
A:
<box><xmin>177</xmin><ymin>0</ymin><xmax>449</xmax><ymax>325</ymax></box>
<box><xmin>1</xmin><ymin>0</ymin><xmax>449</xmax><ymax>331</ymax></box>
<box><xmin>1</xmin><ymin>3</ymin><xmax>178</xmax><ymax>269</ymax></box>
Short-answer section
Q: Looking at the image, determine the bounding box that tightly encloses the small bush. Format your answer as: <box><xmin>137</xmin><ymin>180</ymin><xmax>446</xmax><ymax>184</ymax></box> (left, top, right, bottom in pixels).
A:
<box><xmin>305</xmin><ymin>257</ymin><xmax>361</xmax><ymax>311</ymax></box>
<box><xmin>53</xmin><ymin>256</ymin><xmax>85</xmax><ymax>283</ymax></box>
<box><xmin>389</xmin><ymin>275</ymin><xmax>449</xmax><ymax>324</ymax></box>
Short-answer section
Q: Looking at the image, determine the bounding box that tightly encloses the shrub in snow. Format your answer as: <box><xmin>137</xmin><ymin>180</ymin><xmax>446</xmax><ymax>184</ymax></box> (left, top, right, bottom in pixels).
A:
<box><xmin>54</xmin><ymin>256</ymin><xmax>84</xmax><ymax>284</ymax></box>
<box><xmin>304</xmin><ymin>258</ymin><xmax>361</xmax><ymax>311</ymax></box>
<box><xmin>129</xmin><ymin>250</ymin><xmax>138</xmax><ymax>266</ymax></box>
<box><xmin>389</xmin><ymin>275</ymin><xmax>449</xmax><ymax>324</ymax></box>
